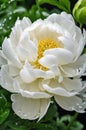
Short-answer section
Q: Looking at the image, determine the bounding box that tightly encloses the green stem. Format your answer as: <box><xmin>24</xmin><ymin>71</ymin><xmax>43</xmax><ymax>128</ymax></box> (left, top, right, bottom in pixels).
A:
<box><xmin>80</xmin><ymin>23</ymin><xmax>83</xmax><ymax>29</ymax></box>
<box><xmin>65</xmin><ymin>112</ymin><xmax>79</xmax><ymax>130</ymax></box>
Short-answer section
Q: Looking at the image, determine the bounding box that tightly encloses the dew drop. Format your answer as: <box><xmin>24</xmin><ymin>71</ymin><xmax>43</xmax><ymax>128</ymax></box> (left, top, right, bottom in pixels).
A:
<box><xmin>9</xmin><ymin>16</ymin><xmax>12</xmax><ymax>20</ymax></box>
<box><xmin>79</xmin><ymin>105</ymin><xmax>83</xmax><ymax>109</ymax></box>
<box><xmin>15</xmin><ymin>122</ymin><xmax>18</xmax><ymax>125</ymax></box>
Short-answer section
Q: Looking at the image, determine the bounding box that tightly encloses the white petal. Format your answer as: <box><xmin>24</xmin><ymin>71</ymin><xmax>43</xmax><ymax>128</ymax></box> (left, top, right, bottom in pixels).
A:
<box><xmin>38</xmin><ymin>99</ymin><xmax>51</xmax><ymax>121</ymax></box>
<box><xmin>19</xmin><ymin>17</ymin><xmax>32</xmax><ymax>29</ymax></box>
<box><xmin>74</xmin><ymin>30</ymin><xmax>86</xmax><ymax>61</ymax></box>
<box><xmin>28</xmin><ymin>20</ymin><xmax>61</xmax><ymax>41</ymax></box>
<box><xmin>62</xmin><ymin>78</ymin><xmax>82</xmax><ymax>92</ymax></box>
<box><xmin>39</xmin><ymin>55</ymin><xmax>57</xmax><ymax>68</ymax></box>
<box><xmin>20</xmin><ymin>90</ymin><xmax>51</xmax><ymax>99</ymax></box>
<box><xmin>11</xmin><ymin>94</ymin><xmax>50</xmax><ymax>120</ymax></box>
<box><xmin>55</xmin><ymin>95</ymin><xmax>82</xmax><ymax>111</ymax></box>
<box><xmin>0</xmin><ymin>65</ymin><xmax>15</xmax><ymax>92</ymax></box>
<box><xmin>46</xmin><ymin>12</ymin><xmax>75</xmax><ymax>36</ymax></box>
<box><xmin>61</xmin><ymin>53</ymin><xmax>86</xmax><ymax>77</ymax></box>
<box><xmin>20</xmin><ymin>61</ymin><xmax>55</xmax><ymax>83</ymax></box>
<box><xmin>14</xmin><ymin>78</ymin><xmax>51</xmax><ymax>98</ymax></box>
<box><xmin>44</xmin><ymin>48</ymin><xmax>73</xmax><ymax>65</ymax></box>
<box><xmin>10</xmin><ymin>17</ymin><xmax>31</xmax><ymax>48</ymax></box>
<box><xmin>6</xmin><ymin>64</ymin><xmax>20</xmax><ymax>77</ymax></box>
<box><xmin>58</xmin><ymin>36</ymin><xmax>74</xmax><ymax>52</ymax></box>
<box><xmin>20</xmin><ymin>63</ymin><xmax>37</xmax><ymax>83</ymax></box>
<box><xmin>0</xmin><ymin>50</ymin><xmax>7</xmax><ymax>66</ymax></box>
<box><xmin>17</xmin><ymin>32</ymin><xmax>37</xmax><ymax>61</ymax></box>
<box><xmin>43</xmin><ymin>84</ymin><xmax>77</xmax><ymax>97</ymax></box>
<box><xmin>61</xmin><ymin>12</ymin><xmax>75</xmax><ymax>23</ymax></box>
<box><xmin>2</xmin><ymin>38</ymin><xmax>22</xmax><ymax>68</ymax></box>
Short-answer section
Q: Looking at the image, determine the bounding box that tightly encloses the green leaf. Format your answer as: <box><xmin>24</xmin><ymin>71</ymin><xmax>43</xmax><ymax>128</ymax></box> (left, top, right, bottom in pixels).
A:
<box><xmin>37</xmin><ymin>0</ymin><xmax>71</xmax><ymax>13</ymax></box>
<box><xmin>8</xmin><ymin>123</ymin><xmax>28</xmax><ymax>130</ymax></box>
<box><xmin>28</xmin><ymin>5</ymin><xmax>49</xmax><ymax>22</ymax></box>
<box><xmin>35</xmin><ymin>123</ymin><xmax>55</xmax><ymax>130</ymax></box>
<box><xmin>0</xmin><ymin>109</ymin><xmax>10</xmax><ymax>124</ymax></box>
<box><xmin>70</xmin><ymin>121</ymin><xmax>84</xmax><ymax>130</ymax></box>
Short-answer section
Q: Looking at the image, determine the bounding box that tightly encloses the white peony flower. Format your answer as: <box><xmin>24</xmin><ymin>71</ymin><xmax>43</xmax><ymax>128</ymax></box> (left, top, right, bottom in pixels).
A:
<box><xmin>0</xmin><ymin>12</ymin><xmax>86</xmax><ymax>120</ymax></box>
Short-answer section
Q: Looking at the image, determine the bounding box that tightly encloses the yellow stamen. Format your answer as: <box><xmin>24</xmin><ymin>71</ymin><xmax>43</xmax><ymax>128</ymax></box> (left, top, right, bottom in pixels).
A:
<box><xmin>31</xmin><ymin>38</ymin><xmax>62</xmax><ymax>70</ymax></box>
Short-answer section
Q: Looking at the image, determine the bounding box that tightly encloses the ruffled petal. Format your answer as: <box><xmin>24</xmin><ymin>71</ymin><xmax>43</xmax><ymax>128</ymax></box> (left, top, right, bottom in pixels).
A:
<box><xmin>43</xmin><ymin>84</ymin><xmax>77</xmax><ymax>97</ymax></box>
<box><xmin>46</xmin><ymin>12</ymin><xmax>76</xmax><ymax>36</ymax></box>
<box><xmin>13</xmin><ymin>78</ymin><xmax>51</xmax><ymax>98</ymax></box>
<box><xmin>2</xmin><ymin>38</ymin><xmax>22</xmax><ymax>68</ymax></box>
<box><xmin>10</xmin><ymin>17</ymin><xmax>31</xmax><ymax>48</ymax></box>
<box><xmin>39</xmin><ymin>55</ymin><xmax>58</xmax><ymax>68</ymax></box>
<box><xmin>11</xmin><ymin>94</ymin><xmax>51</xmax><ymax>120</ymax></box>
<box><xmin>43</xmin><ymin>48</ymin><xmax>73</xmax><ymax>65</ymax></box>
<box><xmin>0</xmin><ymin>65</ymin><xmax>15</xmax><ymax>92</ymax></box>
<box><xmin>55</xmin><ymin>95</ymin><xmax>83</xmax><ymax>111</ymax></box>
<box><xmin>0</xmin><ymin>50</ymin><xmax>7</xmax><ymax>66</ymax></box>
<box><xmin>62</xmin><ymin>78</ymin><xmax>82</xmax><ymax>92</ymax></box>
<box><xmin>58</xmin><ymin>36</ymin><xmax>74</xmax><ymax>53</ymax></box>
<box><xmin>20</xmin><ymin>61</ymin><xmax>55</xmax><ymax>83</ymax></box>
<box><xmin>60</xmin><ymin>53</ymin><xmax>86</xmax><ymax>77</ymax></box>
<box><xmin>17</xmin><ymin>31</ymin><xmax>37</xmax><ymax>61</ymax></box>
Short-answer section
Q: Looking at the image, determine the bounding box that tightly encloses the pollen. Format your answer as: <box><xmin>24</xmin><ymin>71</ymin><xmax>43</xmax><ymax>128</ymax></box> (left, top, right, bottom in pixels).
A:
<box><xmin>31</xmin><ymin>38</ymin><xmax>62</xmax><ymax>71</ymax></box>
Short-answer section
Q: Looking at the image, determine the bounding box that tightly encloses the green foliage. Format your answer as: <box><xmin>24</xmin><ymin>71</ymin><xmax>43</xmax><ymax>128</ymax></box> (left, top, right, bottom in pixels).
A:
<box><xmin>37</xmin><ymin>0</ymin><xmax>71</xmax><ymax>13</ymax></box>
<box><xmin>57</xmin><ymin>115</ymin><xmax>84</xmax><ymax>130</ymax></box>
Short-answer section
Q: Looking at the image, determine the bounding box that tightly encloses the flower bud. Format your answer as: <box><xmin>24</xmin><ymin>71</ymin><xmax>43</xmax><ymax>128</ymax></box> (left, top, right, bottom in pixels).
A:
<box><xmin>73</xmin><ymin>0</ymin><xmax>86</xmax><ymax>24</ymax></box>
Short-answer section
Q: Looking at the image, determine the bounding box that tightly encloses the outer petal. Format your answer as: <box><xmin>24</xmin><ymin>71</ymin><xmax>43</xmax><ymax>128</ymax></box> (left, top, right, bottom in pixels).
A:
<box><xmin>46</xmin><ymin>12</ymin><xmax>76</xmax><ymax>36</ymax></box>
<box><xmin>17</xmin><ymin>32</ymin><xmax>37</xmax><ymax>62</ymax></box>
<box><xmin>58</xmin><ymin>36</ymin><xmax>74</xmax><ymax>53</ymax></box>
<box><xmin>11</xmin><ymin>94</ymin><xmax>51</xmax><ymax>120</ymax></box>
<box><xmin>2</xmin><ymin>38</ymin><xmax>22</xmax><ymax>68</ymax></box>
<box><xmin>43</xmin><ymin>84</ymin><xmax>77</xmax><ymax>97</ymax></box>
<box><xmin>10</xmin><ymin>17</ymin><xmax>32</xmax><ymax>48</ymax></box>
<box><xmin>60</xmin><ymin>53</ymin><xmax>86</xmax><ymax>77</ymax></box>
<box><xmin>55</xmin><ymin>95</ymin><xmax>83</xmax><ymax>112</ymax></box>
<box><xmin>13</xmin><ymin>78</ymin><xmax>51</xmax><ymax>98</ymax></box>
<box><xmin>0</xmin><ymin>65</ymin><xmax>16</xmax><ymax>92</ymax></box>
<box><xmin>74</xmin><ymin>30</ymin><xmax>86</xmax><ymax>61</ymax></box>
<box><xmin>62</xmin><ymin>78</ymin><xmax>82</xmax><ymax>92</ymax></box>
<box><xmin>0</xmin><ymin>50</ymin><xmax>7</xmax><ymax>66</ymax></box>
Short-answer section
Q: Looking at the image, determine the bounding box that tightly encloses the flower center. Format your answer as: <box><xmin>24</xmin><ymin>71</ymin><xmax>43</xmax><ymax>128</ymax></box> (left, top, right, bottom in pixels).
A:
<box><xmin>31</xmin><ymin>38</ymin><xmax>62</xmax><ymax>70</ymax></box>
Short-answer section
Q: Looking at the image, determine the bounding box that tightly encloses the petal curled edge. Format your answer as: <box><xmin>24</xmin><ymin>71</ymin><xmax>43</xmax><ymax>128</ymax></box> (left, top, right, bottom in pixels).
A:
<box><xmin>54</xmin><ymin>95</ymin><xmax>84</xmax><ymax>112</ymax></box>
<box><xmin>45</xmin><ymin>12</ymin><xmax>75</xmax><ymax>35</ymax></box>
<box><xmin>11</xmin><ymin>94</ymin><xmax>51</xmax><ymax>120</ymax></box>
<box><xmin>10</xmin><ymin>17</ymin><xmax>32</xmax><ymax>47</ymax></box>
<box><xmin>2</xmin><ymin>38</ymin><xmax>22</xmax><ymax>68</ymax></box>
<box><xmin>43</xmin><ymin>48</ymin><xmax>73</xmax><ymax>65</ymax></box>
<box><xmin>60</xmin><ymin>53</ymin><xmax>86</xmax><ymax>77</ymax></box>
<box><xmin>0</xmin><ymin>50</ymin><xmax>7</xmax><ymax>66</ymax></box>
<box><xmin>13</xmin><ymin>78</ymin><xmax>51</xmax><ymax>98</ymax></box>
<box><xmin>43</xmin><ymin>84</ymin><xmax>77</xmax><ymax>97</ymax></box>
<box><xmin>20</xmin><ymin>61</ymin><xmax>55</xmax><ymax>83</ymax></box>
<box><xmin>0</xmin><ymin>65</ymin><xmax>16</xmax><ymax>92</ymax></box>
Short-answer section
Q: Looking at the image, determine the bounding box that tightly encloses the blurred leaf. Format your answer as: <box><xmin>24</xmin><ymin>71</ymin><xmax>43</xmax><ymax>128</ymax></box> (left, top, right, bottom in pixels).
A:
<box><xmin>43</xmin><ymin>102</ymin><xmax>58</xmax><ymax>121</ymax></box>
<box><xmin>0</xmin><ymin>109</ymin><xmax>10</xmax><ymax>125</ymax></box>
<box><xmin>37</xmin><ymin>0</ymin><xmax>71</xmax><ymax>13</ymax></box>
<box><xmin>70</xmin><ymin>121</ymin><xmax>84</xmax><ymax>130</ymax></box>
<box><xmin>28</xmin><ymin>5</ymin><xmax>49</xmax><ymax>22</ymax></box>
<box><xmin>35</xmin><ymin>123</ymin><xmax>56</xmax><ymax>130</ymax></box>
